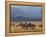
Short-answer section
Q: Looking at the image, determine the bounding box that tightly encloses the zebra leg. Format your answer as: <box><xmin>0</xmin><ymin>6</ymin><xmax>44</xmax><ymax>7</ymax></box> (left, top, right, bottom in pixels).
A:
<box><xmin>22</xmin><ymin>26</ymin><xmax>23</xmax><ymax>29</ymax></box>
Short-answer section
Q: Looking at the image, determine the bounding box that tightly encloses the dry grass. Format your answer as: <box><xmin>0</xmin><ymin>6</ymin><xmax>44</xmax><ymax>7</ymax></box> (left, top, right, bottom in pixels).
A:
<box><xmin>10</xmin><ymin>21</ymin><xmax>41</xmax><ymax>33</ymax></box>
<box><xmin>11</xmin><ymin>25</ymin><xmax>42</xmax><ymax>33</ymax></box>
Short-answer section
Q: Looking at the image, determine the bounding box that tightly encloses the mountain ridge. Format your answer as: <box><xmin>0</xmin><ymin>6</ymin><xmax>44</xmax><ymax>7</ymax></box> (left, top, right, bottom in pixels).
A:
<box><xmin>11</xmin><ymin>16</ymin><xmax>42</xmax><ymax>22</ymax></box>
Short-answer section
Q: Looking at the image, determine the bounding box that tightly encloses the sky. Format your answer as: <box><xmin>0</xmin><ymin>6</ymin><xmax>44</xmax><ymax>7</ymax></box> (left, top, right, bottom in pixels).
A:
<box><xmin>11</xmin><ymin>5</ymin><xmax>42</xmax><ymax>18</ymax></box>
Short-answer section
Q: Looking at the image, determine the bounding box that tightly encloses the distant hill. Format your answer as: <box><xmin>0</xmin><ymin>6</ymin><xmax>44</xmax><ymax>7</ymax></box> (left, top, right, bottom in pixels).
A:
<box><xmin>11</xmin><ymin>16</ymin><xmax>42</xmax><ymax>22</ymax></box>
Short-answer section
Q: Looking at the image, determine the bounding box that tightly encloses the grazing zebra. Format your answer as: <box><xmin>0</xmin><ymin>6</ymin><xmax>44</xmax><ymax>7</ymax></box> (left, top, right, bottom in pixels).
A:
<box><xmin>16</xmin><ymin>23</ymin><xmax>36</xmax><ymax>29</ymax></box>
<box><xmin>22</xmin><ymin>23</ymin><xmax>28</xmax><ymax>29</ymax></box>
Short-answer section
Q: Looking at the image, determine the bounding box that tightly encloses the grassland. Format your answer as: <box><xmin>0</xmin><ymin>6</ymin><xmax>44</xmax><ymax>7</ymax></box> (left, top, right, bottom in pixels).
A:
<box><xmin>10</xmin><ymin>21</ymin><xmax>42</xmax><ymax>33</ymax></box>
